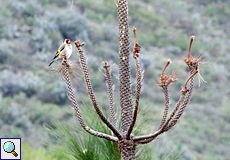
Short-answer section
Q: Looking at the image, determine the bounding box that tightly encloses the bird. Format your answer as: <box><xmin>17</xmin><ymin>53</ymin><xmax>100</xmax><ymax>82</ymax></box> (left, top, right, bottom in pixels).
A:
<box><xmin>49</xmin><ymin>39</ymin><xmax>72</xmax><ymax>66</ymax></box>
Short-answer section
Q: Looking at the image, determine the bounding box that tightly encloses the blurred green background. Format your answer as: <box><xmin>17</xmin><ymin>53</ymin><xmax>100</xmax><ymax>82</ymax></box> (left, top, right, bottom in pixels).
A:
<box><xmin>0</xmin><ymin>0</ymin><xmax>230</xmax><ymax>159</ymax></box>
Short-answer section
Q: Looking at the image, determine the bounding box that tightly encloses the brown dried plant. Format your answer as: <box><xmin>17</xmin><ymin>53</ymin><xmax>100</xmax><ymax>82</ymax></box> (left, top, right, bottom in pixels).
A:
<box><xmin>50</xmin><ymin>0</ymin><xmax>205</xmax><ymax>159</ymax></box>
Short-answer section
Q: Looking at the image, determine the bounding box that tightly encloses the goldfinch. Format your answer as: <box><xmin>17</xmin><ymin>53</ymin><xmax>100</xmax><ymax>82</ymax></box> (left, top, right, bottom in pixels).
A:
<box><xmin>49</xmin><ymin>39</ymin><xmax>72</xmax><ymax>66</ymax></box>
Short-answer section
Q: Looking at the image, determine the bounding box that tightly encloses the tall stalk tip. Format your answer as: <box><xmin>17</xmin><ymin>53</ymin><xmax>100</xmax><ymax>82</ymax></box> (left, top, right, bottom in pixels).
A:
<box><xmin>188</xmin><ymin>36</ymin><xmax>195</xmax><ymax>58</ymax></box>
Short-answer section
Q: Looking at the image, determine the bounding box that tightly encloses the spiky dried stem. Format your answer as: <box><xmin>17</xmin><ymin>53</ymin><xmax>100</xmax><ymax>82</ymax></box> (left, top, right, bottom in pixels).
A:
<box><xmin>135</xmin><ymin>88</ymin><xmax>187</xmax><ymax>144</ymax></box>
<box><xmin>133</xmin><ymin>37</ymin><xmax>202</xmax><ymax>144</ymax></box>
<box><xmin>117</xmin><ymin>0</ymin><xmax>133</xmax><ymax>135</ymax></box>
<box><xmin>103</xmin><ymin>61</ymin><xmax>117</xmax><ymax>128</ymax></box>
<box><xmin>156</xmin><ymin>60</ymin><xmax>171</xmax><ymax>130</ymax></box>
<box><xmin>74</xmin><ymin>40</ymin><xmax>122</xmax><ymax>139</ymax></box>
<box><xmin>117</xmin><ymin>0</ymin><xmax>137</xmax><ymax>159</ymax></box>
<box><xmin>163</xmin><ymin>69</ymin><xmax>198</xmax><ymax>131</ymax></box>
<box><xmin>157</xmin><ymin>86</ymin><xmax>170</xmax><ymax>130</ymax></box>
<box><xmin>61</xmin><ymin>60</ymin><xmax>118</xmax><ymax>142</ymax></box>
<box><xmin>164</xmin><ymin>37</ymin><xmax>200</xmax><ymax>130</ymax></box>
<box><xmin>127</xmin><ymin>28</ymin><xmax>142</xmax><ymax>140</ymax></box>
<box><xmin>133</xmin><ymin>70</ymin><xmax>198</xmax><ymax>144</ymax></box>
<box><xmin>166</xmin><ymin>69</ymin><xmax>198</xmax><ymax>130</ymax></box>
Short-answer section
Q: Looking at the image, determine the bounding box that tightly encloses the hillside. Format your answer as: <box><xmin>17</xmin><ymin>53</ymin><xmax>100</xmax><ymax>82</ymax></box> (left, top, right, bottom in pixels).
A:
<box><xmin>0</xmin><ymin>0</ymin><xmax>230</xmax><ymax>159</ymax></box>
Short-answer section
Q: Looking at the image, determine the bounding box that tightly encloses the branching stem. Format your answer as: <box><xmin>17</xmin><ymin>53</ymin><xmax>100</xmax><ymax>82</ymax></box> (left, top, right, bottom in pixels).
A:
<box><xmin>127</xmin><ymin>28</ymin><xmax>142</xmax><ymax>140</ymax></box>
<box><xmin>103</xmin><ymin>61</ymin><xmax>117</xmax><ymax>128</ymax></box>
<box><xmin>74</xmin><ymin>40</ymin><xmax>122</xmax><ymax>139</ymax></box>
<box><xmin>117</xmin><ymin>0</ymin><xmax>133</xmax><ymax>135</ymax></box>
<box><xmin>61</xmin><ymin>60</ymin><xmax>118</xmax><ymax>142</ymax></box>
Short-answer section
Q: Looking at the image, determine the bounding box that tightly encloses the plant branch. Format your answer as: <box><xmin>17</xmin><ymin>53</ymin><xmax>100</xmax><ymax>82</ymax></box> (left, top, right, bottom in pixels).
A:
<box><xmin>166</xmin><ymin>69</ymin><xmax>198</xmax><ymax>130</ymax></box>
<box><xmin>156</xmin><ymin>60</ymin><xmax>172</xmax><ymax>130</ymax></box>
<box><xmin>133</xmin><ymin>36</ymin><xmax>202</xmax><ymax>144</ymax></box>
<box><xmin>133</xmin><ymin>70</ymin><xmax>198</xmax><ymax>144</ymax></box>
<box><xmin>163</xmin><ymin>69</ymin><xmax>198</xmax><ymax>131</ymax></box>
<box><xmin>117</xmin><ymin>0</ymin><xmax>133</xmax><ymax>135</ymax></box>
<box><xmin>61</xmin><ymin>58</ymin><xmax>118</xmax><ymax>142</ymax></box>
<box><xmin>126</xmin><ymin>28</ymin><xmax>141</xmax><ymax>139</ymax></box>
<box><xmin>74</xmin><ymin>40</ymin><xmax>122</xmax><ymax>139</ymax></box>
<box><xmin>102</xmin><ymin>61</ymin><xmax>117</xmax><ymax>128</ymax></box>
<box><xmin>157</xmin><ymin>86</ymin><xmax>170</xmax><ymax>130</ymax></box>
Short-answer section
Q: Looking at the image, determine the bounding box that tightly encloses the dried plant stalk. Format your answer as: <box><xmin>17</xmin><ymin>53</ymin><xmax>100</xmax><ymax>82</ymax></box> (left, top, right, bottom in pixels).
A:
<box><xmin>133</xmin><ymin>36</ymin><xmax>203</xmax><ymax>144</ymax></box>
<box><xmin>61</xmin><ymin>60</ymin><xmax>118</xmax><ymax>142</ymax></box>
<box><xmin>127</xmin><ymin>28</ymin><xmax>142</xmax><ymax>140</ymax></box>
<box><xmin>117</xmin><ymin>0</ymin><xmax>133</xmax><ymax>135</ymax></box>
<box><xmin>103</xmin><ymin>61</ymin><xmax>117</xmax><ymax>128</ymax></box>
<box><xmin>50</xmin><ymin>0</ymin><xmax>206</xmax><ymax>158</ymax></box>
<box><xmin>74</xmin><ymin>40</ymin><xmax>122</xmax><ymax>139</ymax></box>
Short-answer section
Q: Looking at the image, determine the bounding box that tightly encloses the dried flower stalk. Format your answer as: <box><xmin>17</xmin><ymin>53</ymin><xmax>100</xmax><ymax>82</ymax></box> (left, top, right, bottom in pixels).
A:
<box><xmin>74</xmin><ymin>40</ymin><xmax>122</xmax><ymax>139</ymax></box>
<box><xmin>59</xmin><ymin>56</ymin><xmax>118</xmax><ymax>142</ymax></box>
<box><xmin>126</xmin><ymin>28</ymin><xmax>142</xmax><ymax>140</ymax></box>
<box><xmin>102</xmin><ymin>61</ymin><xmax>117</xmax><ymax>128</ymax></box>
<box><xmin>50</xmin><ymin>0</ymin><xmax>206</xmax><ymax>159</ymax></box>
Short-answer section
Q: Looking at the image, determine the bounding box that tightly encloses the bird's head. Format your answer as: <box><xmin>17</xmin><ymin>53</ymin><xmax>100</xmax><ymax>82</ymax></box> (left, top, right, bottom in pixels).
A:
<box><xmin>65</xmin><ymin>39</ymin><xmax>71</xmax><ymax>44</ymax></box>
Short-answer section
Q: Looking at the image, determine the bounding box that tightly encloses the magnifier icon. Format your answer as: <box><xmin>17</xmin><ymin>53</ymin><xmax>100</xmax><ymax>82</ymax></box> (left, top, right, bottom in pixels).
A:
<box><xmin>3</xmin><ymin>141</ymin><xmax>18</xmax><ymax>157</ymax></box>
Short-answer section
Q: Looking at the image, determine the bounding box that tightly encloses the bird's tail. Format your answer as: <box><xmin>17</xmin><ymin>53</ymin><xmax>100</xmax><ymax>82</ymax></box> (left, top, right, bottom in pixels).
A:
<box><xmin>49</xmin><ymin>60</ymin><xmax>55</xmax><ymax>66</ymax></box>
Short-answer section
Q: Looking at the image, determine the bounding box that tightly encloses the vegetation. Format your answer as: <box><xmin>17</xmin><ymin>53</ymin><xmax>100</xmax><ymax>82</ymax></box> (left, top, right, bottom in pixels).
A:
<box><xmin>0</xmin><ymin>0</ymin><xmax>230</xmax><ymax>159</ymax></box>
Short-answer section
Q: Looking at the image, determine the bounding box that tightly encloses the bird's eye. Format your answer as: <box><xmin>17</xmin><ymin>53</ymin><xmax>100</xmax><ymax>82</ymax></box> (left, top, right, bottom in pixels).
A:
<box><xmin>66</xmin><ymin>39</ymin><xmax>70</xmax><ymax>43</ymax></box>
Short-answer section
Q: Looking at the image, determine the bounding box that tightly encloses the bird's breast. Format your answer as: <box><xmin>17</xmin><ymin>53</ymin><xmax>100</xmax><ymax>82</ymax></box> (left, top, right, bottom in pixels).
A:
<box><xmin>67</xmin><ymin>44</ymin><xmax>72</xmax><ymax>50</ymax></box>
<box><xmin>65</xmin><ymin>44</ymin><xmax>72</xmax><ymax>59</ymax></box>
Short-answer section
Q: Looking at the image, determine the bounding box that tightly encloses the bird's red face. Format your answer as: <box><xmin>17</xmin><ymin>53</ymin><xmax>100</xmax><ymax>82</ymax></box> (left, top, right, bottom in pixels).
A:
<box><xmin>65</xmin><ymin>39</ymin><xmax>71</xmax><ymax>44</ymax></box>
